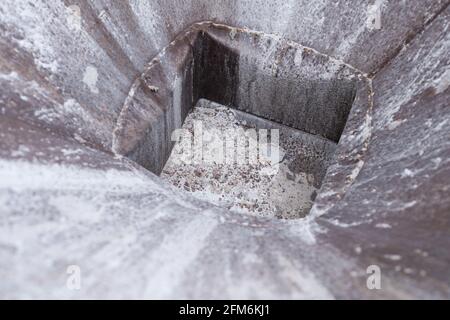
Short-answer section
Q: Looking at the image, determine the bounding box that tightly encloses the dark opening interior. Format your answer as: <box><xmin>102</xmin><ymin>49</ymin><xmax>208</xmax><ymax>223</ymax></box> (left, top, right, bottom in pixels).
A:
<box><xmin>192</xmin><ymin>32</ymin><xmax>357</xmax><ymax>143</ymax></box>
<box><xmin>160</xmin><ymin>31</ymin><xmax>358</xmax><ymax>219</ymax></box>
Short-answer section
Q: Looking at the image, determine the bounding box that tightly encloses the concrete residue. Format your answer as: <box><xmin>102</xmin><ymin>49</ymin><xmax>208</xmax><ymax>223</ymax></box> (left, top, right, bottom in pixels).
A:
<box><xmin>66</xmin><ymin>5</ymin><xmax>81</xmax><ymax>32</ymax></box>
<box><xmin>433</xmin><ymin>68</ymin><xmax>450</xmax><ymax>94</ymax></box>
<box><xmin>366</xmin><ymin>0</ymin><xmax>385</xmax><ymax>31</ymax></box>
<box><xmin>161</xmin><ymin>100</ymin><xmax>335</xmax><ymax>219</ymax></box>
<box><xmin>83</xmin><ymin>66</ymin><xmax>99</xmax><ymax>94</ymax></box>
<box><xmin>1</xmin><ymin>1</ymin><xmax>449</xmax><ymax>299</ymax></box>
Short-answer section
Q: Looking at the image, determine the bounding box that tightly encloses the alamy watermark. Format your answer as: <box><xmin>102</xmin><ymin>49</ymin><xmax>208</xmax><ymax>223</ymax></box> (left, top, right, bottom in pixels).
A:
<box><xmin>367</xmin><ymin>2</ymin><xmax>383</xmax><ymax>30</ymax></box>
<box><xmin>171</xmin><ymin>121</ymin><xmax>281</xmax><ymax>174</ymax></box>
<box><xmin>66</xmin><ymin>265</ymin><xmax>81</xmax><ymax>290</ymax></box>
<box><xmin>66</xmin><ymin>5</ymin><xmax>81</xmax><ymax>32</ymax></box>
<box><xmin>366</xmin><ymin>265</ymin><xmax>381</xmax><ymax>290</ymax></box>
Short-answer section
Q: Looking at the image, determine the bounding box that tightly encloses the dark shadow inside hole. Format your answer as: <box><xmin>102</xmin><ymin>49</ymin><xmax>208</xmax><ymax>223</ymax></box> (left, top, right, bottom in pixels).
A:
<box><xmin>161</xmin><ymin>31</ymin><xmax>359</xmax><ymax>218</ymax></box>
<box><xmin>192</xmin><ymin>32</ymin><xmax>357</xmax><ymax>143</ymax></box>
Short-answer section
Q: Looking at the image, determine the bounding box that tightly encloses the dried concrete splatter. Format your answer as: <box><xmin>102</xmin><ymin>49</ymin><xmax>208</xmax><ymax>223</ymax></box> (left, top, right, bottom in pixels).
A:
<box><xmin>161</xmin><ymin>100</ymin><xmax>336</xmax><ymax>219</ymax></box>
<box><xmin>83</xmin><ymin>66</ymin><xmax>99</xmax><ymax>94</ymax></box>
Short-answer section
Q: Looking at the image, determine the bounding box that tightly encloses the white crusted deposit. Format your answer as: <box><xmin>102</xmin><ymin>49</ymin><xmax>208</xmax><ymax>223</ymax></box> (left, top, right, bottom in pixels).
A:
<box><xmin>161</xmin><ymin>100</ymin><xmax>336</xmax><ymax>219</ymax></box>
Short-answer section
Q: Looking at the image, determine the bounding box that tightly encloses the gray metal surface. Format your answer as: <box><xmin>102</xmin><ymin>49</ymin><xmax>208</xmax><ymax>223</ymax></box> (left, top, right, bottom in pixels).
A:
<box><xmin>0</xmin><ymin>0</ymin><xmax>449</xmax><ymax>299</ymax></box>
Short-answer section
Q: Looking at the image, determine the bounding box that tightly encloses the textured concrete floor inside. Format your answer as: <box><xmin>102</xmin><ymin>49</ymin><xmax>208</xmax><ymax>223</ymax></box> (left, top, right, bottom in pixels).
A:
<box><xmin>162</xmin><ymin>99</ymin><xmax>336</xmax><ymax>219</ymax></box>
<box><xmin>0</xmin><ymin>1</ymin><xmax>449</xmax><ymax>300</ymax></box>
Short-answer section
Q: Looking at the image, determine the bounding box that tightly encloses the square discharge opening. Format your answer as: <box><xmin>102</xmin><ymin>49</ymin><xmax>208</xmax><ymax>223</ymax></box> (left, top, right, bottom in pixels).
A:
<box><xmin>159</xmin><ymin>31</ymin><xmax>358</xmax><ymax>219</ymax></box>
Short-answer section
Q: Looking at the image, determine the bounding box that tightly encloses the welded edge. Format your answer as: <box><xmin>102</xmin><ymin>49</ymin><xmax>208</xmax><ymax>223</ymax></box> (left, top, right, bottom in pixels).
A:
<box><xmin>111</xmin><ymin>21</ymin><xmax>374</xmax><ymax>220</ymax></box>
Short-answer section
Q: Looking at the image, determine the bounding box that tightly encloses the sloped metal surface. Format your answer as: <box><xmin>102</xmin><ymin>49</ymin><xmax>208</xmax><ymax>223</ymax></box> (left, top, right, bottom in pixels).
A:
<box><xmin>0</xmin><ymin>1</ymin><xmax>449</xmax><ymax>299</ymax></box>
